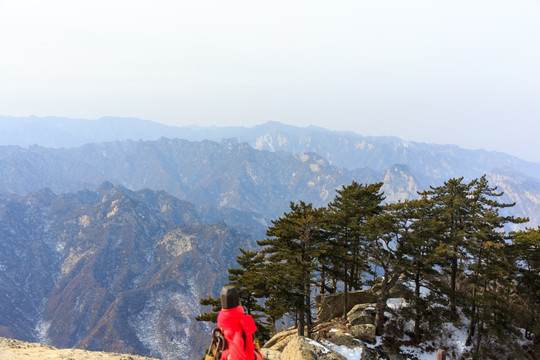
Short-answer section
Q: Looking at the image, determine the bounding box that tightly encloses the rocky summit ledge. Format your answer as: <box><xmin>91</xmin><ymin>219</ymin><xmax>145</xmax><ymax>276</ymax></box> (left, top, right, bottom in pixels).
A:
<box><xmin>0</xmin><ymin>337</ymin><xmax>158</xmax><ymax>360</ymax></box>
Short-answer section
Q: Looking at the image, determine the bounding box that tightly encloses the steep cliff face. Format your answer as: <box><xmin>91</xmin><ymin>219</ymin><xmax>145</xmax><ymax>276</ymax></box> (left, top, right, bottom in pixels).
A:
<box><xmin>380</xmin><ymin>164</ymin><xmax>427</xmax><ymax>203</ymax></box>
<box><xmin>0</xmin><ymin>184</ymin><xmax>256</xmax><ymax>359</ymax></box>
<box><xmin>487</xmin><ymin>168</ymin><xmax>540</xmax><ymax>230</ymax></box>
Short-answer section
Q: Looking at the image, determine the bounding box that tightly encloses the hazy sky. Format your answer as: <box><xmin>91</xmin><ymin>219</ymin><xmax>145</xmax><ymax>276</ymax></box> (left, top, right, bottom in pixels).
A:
<box><xmin>1</xmin><ymin>0</ymin><xmax>539</xmax><ymax>161</ymax></box>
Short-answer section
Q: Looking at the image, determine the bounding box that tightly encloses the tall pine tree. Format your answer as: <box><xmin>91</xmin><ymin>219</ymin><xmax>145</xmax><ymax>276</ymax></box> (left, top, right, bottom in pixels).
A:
<box><xmin>419</xmin><ymin>177</ymin><xmax>473</xmax><ymax>313</ymax></box>
<box><xmin>363</xmin><ymin>199</ymin><xmax>418</xmax><ymax>335</ymax></box>
<box><xmin>325</xmin><ymin>181</ymin><xmax>385</xmax><ymax>320</ymax></box>
<box><xmin>258</xmin><ymin>201</ymin><xmax>325</xmax><ymax>337</ymax></box>
<box><xmin>463</xmin><ymin>176</ymin><xmax>526</xmax><ymax>351</ymax></box>
<box><xmin>511</xmin><ymin>227</ymin><xmax>540</xmax><ymax>355</ymax></box>
<box><xmin>399</xmin><ymin>196</ymin><xmax>444</xmax><ymax>344</ymax></box>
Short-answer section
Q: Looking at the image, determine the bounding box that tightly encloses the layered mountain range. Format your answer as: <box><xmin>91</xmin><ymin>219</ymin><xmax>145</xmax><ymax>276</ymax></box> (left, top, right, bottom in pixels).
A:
<box><xmin>1</xmin><ymin>117</ymin><xmax>539</xmax><ymax>228</ymax></box>
<box><xmin>1</xmin><ymin>116</ymin><xmax>539</xmax><ymax>359</ymax></box>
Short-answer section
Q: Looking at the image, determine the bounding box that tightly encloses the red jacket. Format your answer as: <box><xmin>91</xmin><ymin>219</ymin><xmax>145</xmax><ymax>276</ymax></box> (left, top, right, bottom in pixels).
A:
<box><xmin>217</xmin><ymin>306</ymin><xmax>262</xmax><ymax>360</ymax></box>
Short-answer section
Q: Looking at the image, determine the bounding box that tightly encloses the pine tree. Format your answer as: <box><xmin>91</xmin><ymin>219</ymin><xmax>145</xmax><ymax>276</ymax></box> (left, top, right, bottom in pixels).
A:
<box><xmin>257</xmin><ymin>201</ymin><xmax>325</xmax><ymax>337</ymax></box>
<box><xmin>363</xmin><ymin>199</ymin><xmax>419</xmax><ymax>336</ymax></box>
<box><xmin>419</xmin><ymin>177</ymin><xmax>473</xmax><ymax>313</ymax></box>
<box><xmin>399</xmin><ymin>196</ymin><xmax>444</xmax><ymax>343</ymax></box>
<box><xmin>196</xmin><ymin>296</ymin><xmax>221</xmax><ymax>323</ymax></box>
<box><xmin>510</xmin><ymin>227</ymin><xmax>540</xmax><ymax>355</ymax></box>
<box><xmin>196</xmin><ymin>249</ymin><xmax>270</xmax><ymax>340</ymax></box>
<box><xmin>463</xmin><ymin>176</ymin><xmax>526</xmax><ymax>351</ymax></box>
<box><xmin>324</xmin><ymin>181</ymin><xmax>384</xmax><ymax>320</ymax></box>
<box><xmin>262</xmin><ymin>260</ymin><xmax>293</xmax><ymax>335</ymax></box>
<box><xmin>227</xmin><ymin>248</ymin><xmax>267</xmax><ymax>317</ymax></box>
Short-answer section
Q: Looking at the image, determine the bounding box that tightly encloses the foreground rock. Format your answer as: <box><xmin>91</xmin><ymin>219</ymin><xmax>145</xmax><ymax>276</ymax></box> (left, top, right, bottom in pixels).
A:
<box><xmin>260</xmin><ymin>288</ymin><xmax>409</xmax><ymax>360</ymax></box>
<box><xmin>0</xmin><ymin>337</ymin><xmax>157</xmax><ymax>360</ymax></box>
<box><xmin>280</xmin><ymin>336</ymin><xmax>346</xmax><ymax>360</ymax></box>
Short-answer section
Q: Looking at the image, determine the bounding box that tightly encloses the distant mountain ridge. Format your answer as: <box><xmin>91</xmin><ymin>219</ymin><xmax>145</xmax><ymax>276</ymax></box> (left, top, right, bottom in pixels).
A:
<box><xmin>2</xmin><ymin>116</ymin><xmax>540</xmax><ymax>180</ymax></box>
<box><xmin>1</xmin><ymin>125</ymin><xmax>539</xmax><ymax>229</ymax></box>
<box><xmin>0</xmin><ymin>137</ymin><xmax>351</xmax><ymax>220</ymax></box>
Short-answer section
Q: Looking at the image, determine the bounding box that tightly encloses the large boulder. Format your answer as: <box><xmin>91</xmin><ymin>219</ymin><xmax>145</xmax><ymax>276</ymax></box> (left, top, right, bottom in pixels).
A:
<box><xmin>312</xmin><ymin>329</ymin><xmax>361</xmax><ymax>349</ymax></box>
<box><xmin>268</xmin><ymin>334</ymin><xmax>294</xmax><ymax>352</ymax></box>
<box><xmin>347</xmin><ymin>303</ymin><xmax>377</xmax><ymax>317</ymax></box>
<box><xmin>371</xmin><ymin>280</ymin><xmax>412</xmax><ymax>299</ymax></box>
<box><xmin>349</xmin><ymin>311</ymin><xmax>375</xmax><ymax>326</ymax></box>
<box><xmin>315</xmin><ymin>290</ymin><xmax>378</xmax><ymax>322</ymax></box>
<box><xmin>281</xmin><ymin>336</ymin><xmax>346</xmax><ymax>360</ymax></box>
<box><xmin>347</xmin><ymin>303</ymin><xmax>376</xmax><ymax>326</ymax></box>
<box><xmin>263</xmin><ymin>329</ymin><xmax>298</xmax><ymax>350</ymax></box>
<box><xmin>261</xmin><ymin>348</ymin><xmax>282</xmax><ymax>360</ymax></box>
<box><xmin>350</xmin><ymin>324</ymin><xmax>376</xmax><ymax>344</ymax></box>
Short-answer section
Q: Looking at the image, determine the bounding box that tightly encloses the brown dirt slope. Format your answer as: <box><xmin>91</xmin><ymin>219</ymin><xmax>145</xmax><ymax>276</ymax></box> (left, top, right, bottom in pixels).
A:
<box><xmin>0</xmin><ymin>337</ymin><xmax>158</xmax><ymax>360</ymax></box>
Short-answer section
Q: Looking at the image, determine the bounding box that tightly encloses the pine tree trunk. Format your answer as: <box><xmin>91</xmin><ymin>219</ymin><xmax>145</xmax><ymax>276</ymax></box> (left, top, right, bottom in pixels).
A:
<box><xmin>375</xmin><ymin>291</ymin><xmax>388</xmax><ymax>336</ymax></box>
<box><xmin>352</xmin><ymin>239</ymin><xmax>358</xmax><ymax>290</ymax></box>
<box><xmin>466</xmin><ymin>252</ymin><xmax>481</xmax><ymax>347</ymax></box>
<box><xmin>343</xmin><ymin>282</ymin><xmax>349</xmax><ymax>321</ymax></box>
<box><xmin>320</xmin><ymin>267</ymin><xmax>326</xmax><ymax>294</ymax></box>
<box><xmin>450</xmin><ymin>252</ymin><xmax>458</xmax><ymax>313</ymax></box>
<box><xmin>465</xmin><ymin>288</ymin><xmax>477</xmax><ymax>347</ymax></box>
<box><xmin>342</xmin><ymin>264</ymin><xmax>349</xmax><ymax>321</ymax></box>
<box><xmin>413</xmin><ymin>269</ymin><xmax>421</xmax><ymax>344</ymax></box>
<box><xmin>306</xmin><ymin>278</ymin><xmax>312</xmax><ymax>338</ymax></box>
<box><xmin>374</xmin><ymin>275</ymin><xmax>390</xmax><ymax>336</ymax></box>
<box><xmin>298</xmin><ymin>306</ymin><xmax>305</xmax><ymax>337</ymax></box>
<box><xmin>375</xmin><ymin>272</ymin><xmax>402</xmax><ymax>336</ymax></box>
<box><xmin>474</xmin><ymin>312</ymin><xmax>484</xmax><ymax>356</ymax></box>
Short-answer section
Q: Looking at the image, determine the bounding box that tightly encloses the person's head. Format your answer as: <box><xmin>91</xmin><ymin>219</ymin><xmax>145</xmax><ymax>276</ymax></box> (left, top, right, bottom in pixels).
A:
<box><xmin>220</xmin><ymin>285</ymin><xmax>240</xmax><ymax>309</ymax></box>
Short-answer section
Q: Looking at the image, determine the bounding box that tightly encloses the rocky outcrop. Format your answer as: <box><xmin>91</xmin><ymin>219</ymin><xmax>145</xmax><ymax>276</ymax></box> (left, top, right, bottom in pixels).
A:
<box><xmin>261</xmin><ymin>287</ymin><xmax>410</xmax><ymax>359</ymax></box>
<box><xmin>350</xmin><ymin>324</ymin><xmax>376</xmax><ymax>344</ymax></box>
<box><xmin>315</xmin><ymin>290</ymin><xmax>378</xmax><ymax>322</ymax></box>
<box><xmin>347</xmin><ymin>303</ymin><xmax>376</xmax><ymax>327</ymax></box>
<box><xmin>261</xmin><ymin>348</ymin><xmax>282</xmax><ymax>360</ymax></box>
<box><xmin>280</xmin><ymin>336</ymin><xmax>346</xmax><ymax>360</ymax></box>
<box><xmin>264</xmin><ymin>329</ymin><xmax>299</xmax><ymax>352</ymax></box>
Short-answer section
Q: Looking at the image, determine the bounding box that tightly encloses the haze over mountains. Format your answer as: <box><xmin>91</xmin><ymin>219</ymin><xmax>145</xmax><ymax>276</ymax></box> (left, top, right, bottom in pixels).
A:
<box><xmin>2</xmin><ymin>115</ymin><xmax>540</xmax><ymax>177</ymax></box>
<box><xmin>1</xmin><ymin>116</ymin><xmax>539</xmax><ymax>227</ymax></box>
<box><xmin>1</xmin><ymin>116</ymin><xmax>540</xmax><ymax>359</ymax></box>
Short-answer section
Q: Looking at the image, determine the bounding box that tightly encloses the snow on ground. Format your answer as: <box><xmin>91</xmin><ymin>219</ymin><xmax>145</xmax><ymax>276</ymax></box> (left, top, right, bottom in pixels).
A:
<box><xmin>368</xmin><ymin>297</ymin><xmax>470</xmax><ymax>359</ymax></box>
<box><xmin>397</xmin><ymin>321</ymin><xmax>469</xmax><ymax>360</ymax></box>
<box><xmin>322</xmin><ymin>340</ymin><xmax>363</xmax><ymax>360</ymax></box>
<box><xmin>307</xmin><ymin>338</ymin><xmax>330</xmax><ymax>354</ymax></box>
<box><xmin>386</xmin><ymin>297</ymin><xmax>406</xmax><ymax>310</ymax></box>
<box><xmin>307</xmin><ymin>337</ymin><xmax>364</xmax><ymax>360</ymax></box>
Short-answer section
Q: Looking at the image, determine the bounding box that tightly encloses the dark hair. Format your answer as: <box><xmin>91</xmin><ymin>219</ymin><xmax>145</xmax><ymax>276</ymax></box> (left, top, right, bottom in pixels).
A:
<box><xmin>220</xmin><ymin>285</ymin><xmax>240</xmax><ymax>309</ymax></box>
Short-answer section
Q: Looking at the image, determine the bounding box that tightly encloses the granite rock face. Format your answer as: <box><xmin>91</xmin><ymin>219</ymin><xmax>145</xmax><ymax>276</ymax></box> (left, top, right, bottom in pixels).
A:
<box><xmin>315</xmin><ymin>290</ymin><xmax>378</xmax><ymax>322</ymax></box>
<box><xmin>280</xmin><ymin>336</ymin><xmax>346</xmax><ymax>360</ymax></box>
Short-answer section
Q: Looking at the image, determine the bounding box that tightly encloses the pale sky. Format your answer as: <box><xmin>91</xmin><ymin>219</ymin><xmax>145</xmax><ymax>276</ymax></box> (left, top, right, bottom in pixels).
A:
<box><xmin>1</xmin><ymin>0</ymin><xmax>540</xmax><ymax>161</ymax></box>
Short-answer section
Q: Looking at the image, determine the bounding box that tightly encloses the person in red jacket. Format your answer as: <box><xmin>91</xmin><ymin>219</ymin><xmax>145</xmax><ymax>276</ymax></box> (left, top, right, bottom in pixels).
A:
<box><xmin>217</xmin><ymin>285</ymin><xmax>263</xmax><ymax>360</ymax></box>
